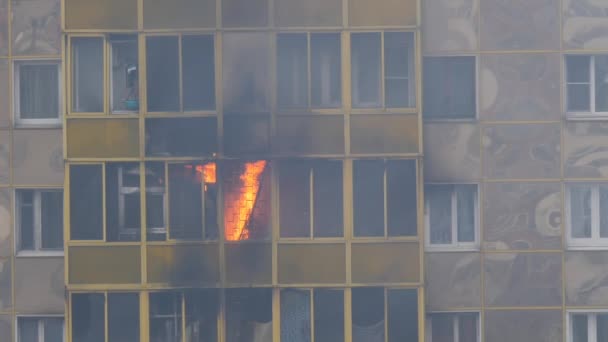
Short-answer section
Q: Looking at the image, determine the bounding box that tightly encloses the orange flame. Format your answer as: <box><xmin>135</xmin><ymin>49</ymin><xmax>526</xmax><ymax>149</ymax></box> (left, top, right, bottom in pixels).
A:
<box><xmin>195</xmin><ymin>163</ymin><xmax>216</xmax><ymax>184</ymax></box>
<box><xmin>224</xmin><ymin>161</ymin><xmax>267</xmax><ymax>241</ymax></box>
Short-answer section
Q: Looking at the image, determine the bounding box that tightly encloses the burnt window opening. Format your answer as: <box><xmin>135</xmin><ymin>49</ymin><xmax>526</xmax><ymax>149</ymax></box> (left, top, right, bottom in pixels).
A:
<box><xmin>280</xmin><ymin>288</ymin><xmax>344</xmax><ymax>342</ymax></box>
<box><xmin>226</xmin><ymin>288</ymin><xmax>272</xmax><ymax>342</ymax></box>
<box><xmin>279</xmin><ymin>160</ymin><xmax>343</xmax><ymax>238</ymax></box>
<box><xmin>222</xmin><ymin>160</ymin><xmax>271</xmax><ymax>241</ymax></box>
<box><xmin>146</xmin><ymin>35</ymin><xmax>215</xmax><ymax>112</ymax></box>
<box><xmin>351</xmin><ymin>32</ymin><xmax>415</xmax><ymax>109</ymax></box>
<box><xmin>108</xmin><ymin>293</ymin><xmax>140</xmax><ymax>342</ymax></box>
<box><xmin>72</xmin><ymin>37</ymin><xmax>104</xmax><ymax>113</ymax></box>
<box><xmin>353</xmin><ymin>159</ymin><xmax>417</xmax><ymax>237</ymax></box>
<box><xmin>145</xmin><ymin>162</ymin><xmax>167</xmax><ymax>241</ymax></box>
<box><xmin>423</xmin><ymin>56</ymin><xmax>476</xmax><ymax>119</ymax></box>
<box><xmin>16</xmin><ymin>189</ymin><xmax>63</xmax><ymax>252</ymax></box>
<box><xmin>71</xmin><ymin>293</ymin><xmax>105</xmax><ymax>342</ymax></box>
<box><xmin>145</xmin><ymin>117</ymin><xmax>217</xmax><ymax>157</ymax></box>
<box><xmin>110</xmin><ymin>34</ymin><xmax>139</xmax><ymax>113</ymax></box>
<box><xmin>352</xmin><ymin>288</ymin><xmax>418</xmax><ymax>342</ymax></box>
<box><xmin>223</xmin><ymin>32</ymin><xmax>270</xmax><ymax>113</ymax></box>
<box><xmin>69</xmin><ymin>164</ymin><xmax>103</xmax><ymax>240</ymax></box>
<box><xmin>277</xmin><ymin>33</ymin><xmax>341</xmax><ymax>109</ymax></box>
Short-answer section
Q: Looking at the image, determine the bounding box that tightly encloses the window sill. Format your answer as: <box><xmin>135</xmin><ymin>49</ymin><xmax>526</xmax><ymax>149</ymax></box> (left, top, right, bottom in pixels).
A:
<box><xmin>422</xmin><ymin>117</ymin><xmax>478</xmax><ymax>123</ymax></box>
<box><xmin>565</xmin><ymin>113</ymin><xmax>608</xmax><ymax>121</ymax></box>
<box><xmin>14</xmin><ymin>122</ymin><xmax>62</xmax><ymax>129</ymax></box>
<box><xmin>566</xmin><ymin>245</ymin><xmax>608</xmax><ymax>251</ymax></box>
<box><xmin>16</xmin><ymin>250</ymin><xmax>64</xmax><ymax>258</ymax></box>
<box><xmin>425</xmin><ymin>246</ymin><xmax>480</xmax><ymax>252</ymax></box>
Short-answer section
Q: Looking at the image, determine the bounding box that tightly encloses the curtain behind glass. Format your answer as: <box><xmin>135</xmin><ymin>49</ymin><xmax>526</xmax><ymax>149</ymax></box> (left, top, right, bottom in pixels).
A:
<box><xmin>280</xmin><ymin>289</ymin><xmax>311</xmax><ymax>342</ymax></box>
<box><xmin>20</xmin><ymin>64</ymin><xmax>58</xmax><ymax>119</ymax></box>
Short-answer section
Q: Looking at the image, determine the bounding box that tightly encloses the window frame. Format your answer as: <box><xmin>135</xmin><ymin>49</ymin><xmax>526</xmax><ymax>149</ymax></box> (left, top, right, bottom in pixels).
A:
<box><xmin>426</xmin><ymin>312</ymin><xmax>481</xmax><ymax>342</ymax></box>
<box><xmin>16</xmin><ymin>315</ymin><xmax>65</xmax><ymax>342</ymax></box>
<box><xmin>278</xmin><ymin>159</ymin><xmax>344</xmax><ymax>240</ymax></box>
<box><xmin>424</xmin><ymin>183</ymin><xmax>480</xmax><ymax>251</ymax></box>
<box><xmin>15</xmin><ymin>188</ymin><xmax>64</xmax><ymax>256</ymax></box>
<box><xmin>144</xmin><ymin>33</ymin><xmax>217</xmax><ymax>114</ymax></box>
<box><xmin>567</xmin><ymin>310</ymin><xmax>608</xmax><ymax>342</ymax></box>
<box><xmin>566</xmin><ymin>183</ymin><xmax>608</xmax><ymax>249</ymax></box>
<box><xmin>276</xmin><ymin>31</ymin><xmax>343</xmax><ymax>111</ymax></box>
<box><xmin>352</xmin><ymin>159</ymin><xmax>419</xmax><ymax>239</ymax></box>
<box><xmin>350</xmin><ymin>30</ymin><xmax>417</xmax><ymax>111</ymax></box>
<box><xmin>13</xmin><ymin>60</ymin><xmax>62</xmax><ymax>126</ymax></box>
<box><xmin>565</xmin><ymin>54</ymin><xmax>608</xmax><ymax>119</ymax></box>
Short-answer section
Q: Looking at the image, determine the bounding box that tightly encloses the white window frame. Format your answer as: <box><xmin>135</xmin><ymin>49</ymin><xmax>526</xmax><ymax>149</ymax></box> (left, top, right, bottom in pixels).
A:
<box><xmin>426</xmin><ymin>312</ymin><xmax>481</xmax><ymax>342</ymax></box>
<box><xmin>425</xmin><ymin>184</ymin><xmax>480</xmax><ymax>251</ymax></box>
<box><xmin>565</xmin><ymin>55</ymin><xmax>608</xmax><ymax>118</ymax></box>
<box><xmin>15</xmin><ymin>189</ymin><xmax>63</xmax><ymax>257</ymax></box>
<box><xmin>16</xmin><ymin>316</ymin><xmax>65</xmax><ymax>342</ymax></box>
<box><xmin>567</xmin><ymin>310</ymin><xmax>608</xmax><ymax>342</ymax></box>
<box><xmin>566</xmin><ymin>183</ymin><xmax>608</xmax><ymax>249</ymax></box>
<box><xmin>13</xmin><ymin>60</ymin><xmax>62</xmax><ymax>126</ymax></box>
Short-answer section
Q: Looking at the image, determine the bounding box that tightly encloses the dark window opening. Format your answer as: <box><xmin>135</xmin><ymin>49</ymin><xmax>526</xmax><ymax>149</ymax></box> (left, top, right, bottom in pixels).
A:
<box><xmin>352</xmin><ymin>287</ymin><xmax>385</xmax><ymax>342</ymax></box>
<box><xmin>185</xmin><ymin>289</ymin><xmax>219</xmax><ymax>342</ymax></box>
<box><xmin>384</xmin><ymin>32</ymin><xmax>415</xmax><ymax>108</ymax></box>
<box><xmin>277</xmin><ymin>33</ymin><xmax>308</xmax><ymax>108</ymax></box>
<box><xmin>226</xmin><ymin>288</ymin><xmax>272</xmax><ymax>342</ymax></box>
<box><xmin>182</xmin><ymin>35</ymin><xmax>216</xmax><ymax>111</ymax></box>
<box><xmin>110</xmin><ymin>34</ymin><xmax>139</xmax><ymax>113</ymax></box>
<box><xmin>311</xmin><ymin>33</ymin><xmax>341</xmax><ymax>108</ymax></box>
<box><xmin>146</xmin><ymin>36</ymin><xmax>180</xmax><ymax>112</ymax></box>
<box><xmin>70</xmin><ymin>165</ymin><xmax>103</xmax><ymax>240</ymax></box>
<box><xmin>423</xmin><ymin>56</ymin><xmax>476</xmax><ymax>119</ymax></box>
<box><xmin>314</xmin><ymin>289</ymin><xmax>344</xmax><ymax>342</ymax></box>
<box><xmin>71</xmin><ymin>293</ymin><xmax>105</xmax><ymax>342</ymax></box>
<box><xmin>106</xmin><ymin>163</ymin><xmax>141</xmax><ymax>242</ymax></box>
<box><xmin>150</xmin><ymin>292</ymin><xmax>182</xmax><ymax>342</ymax></box>
<box><xmin>145</xmin><ymin>162</ymin><xmax>167</xmax><ymax>242</ymax></box>
<box><xmin>108</xmin><ymin>293</ymin><xmax>140</xmax><ymax>342</ymax></box>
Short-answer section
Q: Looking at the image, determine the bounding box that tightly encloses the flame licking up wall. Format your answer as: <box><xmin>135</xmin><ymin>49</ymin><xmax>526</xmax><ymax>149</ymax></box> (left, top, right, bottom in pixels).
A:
<box><xmin>224</xmin><ymin>161</ymin><xmax>267</xmax><ymax>241</ymax></box>
<box><xmin>195</xmin><ymin>163</ymin><xmax>217</xmax><ymax>190</ymax></box>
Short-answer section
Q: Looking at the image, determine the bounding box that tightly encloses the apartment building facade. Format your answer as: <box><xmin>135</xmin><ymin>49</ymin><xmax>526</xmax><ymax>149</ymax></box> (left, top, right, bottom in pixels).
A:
<box><xmin>0</xmin><ymin>0</ymin><xmax>606</xmax><ymax>341</ymax></box>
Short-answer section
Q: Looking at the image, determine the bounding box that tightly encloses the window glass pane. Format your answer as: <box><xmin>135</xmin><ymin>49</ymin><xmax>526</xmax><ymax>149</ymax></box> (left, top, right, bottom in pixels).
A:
<box><xmin>72</xmin><ymin>37</ymin><xmax>103</xmax><ymax>112</ymax></box>
<box><xmin>427</xmin><ymin>185</ymin><xmax>453</xmax><ymax>244</ymax></box>
<box><xmin>108</xmin><ymin>293</ymin><xmax>140</xmax><ymax>342</ymax></box>
<box><xmin>596</xmin><ymin>56</ymin><xmax>608</xmax><ymax>112</ymax></box>
<box><xmin>600</xmin><ymin>187</ymin><xmax>608</xmax><ymax>238</ymax></box>
<box><xmin>311</xmin><ymin>33</ymin><xmax>341</xmax><ymax>108</ymax></box>
<box><xmin>150</xmin><ymin>292</ymin><xmax>182</xmax><ymax>342</ymax></box>
<box><xmin>353</xmin><ymin>160</ymin><xmax>385</xmax><ymax>237</ymax></box>
<box><xmin>431</xmin><ymin>314</ymin><xmax>454</xmax><ymax>342</ymax></box>
<box><xmin>277</xmin><ymin>34</ymin><xmax>308</xmax><ymax>108</ymax></box>
<box><xmin>146</xmin><ymin>162</ymin><xmax>167</xmax><ymax>241</ymax></box>
<box><xmin>567</xmin><ymin>56</ymin><xmax>591</xmax><ymax>83</ymax></box>
<box><xmin>70</xmin><ymin>165</ymin><xmax>103</xmax><ymax>240</ymax></box>
<box><xmin>18</xmin><ymin>64</ymin><xmax>59</xmax><ymax>119</ymax></box>
<box><xmin>18</xmin><ymin>317</ymin><xmax>38</xmax><ymax>342</ymax></box>
<box><xmin>313</xmin><ymin>161</ymin><xmax>343</xmax><ymax>238</ymax></box>
<box><xmin>280</xmin><ymin>289</ymin><xmax>311</xmax><ymax>342</ymax></box>
<box><xmin>386</xmin><ymin>160</ymin><xmax>417</xmax><ymax>237</ymax></box>
<box><xmin>279</xmin><ymin>161</ymin><xmax>311</xmax><ymax>238</ymax></box>
<box><xmin>72</xmin><ymin>293</ymin><xmax>105</xmax><ymax>342</ymax></box>
<box><xmin>182</xmin><ymin>35</ymin><xmax>215</xmax><ymax>111</ymax></box>
<box><xmin>18</xmin><ymin>190</ymin><xmax>34</xmax><ymax>250</ymax></box>
<box><xmin>567</xmin><ymin>84</ymin><xmax>591</xmax><ymax>112</ymax></box>
<box><xmin>146</xmin><ymin>36</ymin><xmax>180</xmax><ymax>112</ymax></box>
<box><xmin>110</xmin><ymin>35</ymin><xmax>138</xmax><ymax>113</ymax></box>
<box><xmin>570</xmin><ymin>186</ymin><xmax>592</xmax><ymax>238</ymax></box>
<box><xmin>203</xmin><ymin>163</ymin><xmax>219</xmax><ymax>240</ymax></box>
<box><xmin>169</xmin><ymin>164</ymin><xmax>203</xmax><ymax>240</ymax></box>
<box><xmin>314</xmin><ymin>289</ymin><xmax>344</xmax><ymax>342</ymax></box>
<box><xmin>352</xmin><ymin>287</ymin><xmax>384</xmax><ymax>342</ymax></box>
<box><xmin>387</xmin><ymin>289</ymin><xmax>418</xmax><ymax>342</ymax></box>
<box><xmin>185</xmin><ymin>289</ymin><xmax>218</xmax><ymax>342</ymax></box>
<box><xmin>41</xmin><ymin>191</ymin><xmax>63</xmax><ymax>250</ymax></box>
<box><xmin>598</xmin><ymin>314</ymin><xmax>608</xmax><ymax>342</ymax></box>
<box><xmin>351</xmin><ymin>33</ymin><xmax>381</xmax><ymax>108</ymax></box>
<box><xmin>384</xmin><ymin>32</ymin><xmax>414</xmax><ymax>108</ymax></box>
<box><xmin>572</xmin><ymin>314</ymin><xmax>588</xmax><ymax>342</ymax></box>
<box><xmin>458</xmin><ymin>313</ymin><xmax>478</xmax><ymax>342</ymax></box>
<box><xmin>226</xmin><ymin>289</ymin><xmax>273</xmax><ymax>342</ymax></box>
<box><xmin>106</xmin><ymin>163</ymin><xmax>141</xmax><ymax>242</ymax></box>
<box><xmin>423</xmin><ymin>57</ymin><xmax>476</xmax><ymax>119</ymax></box>
<box><xmin>456</xmin><ymin>185</ymin><xmax>476</xmax><ymax>243</ymax></box>
<box><xmin>44</xmin><ymin>318</ymin><xmax>64</xmax><ymax>342</ymax></box>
